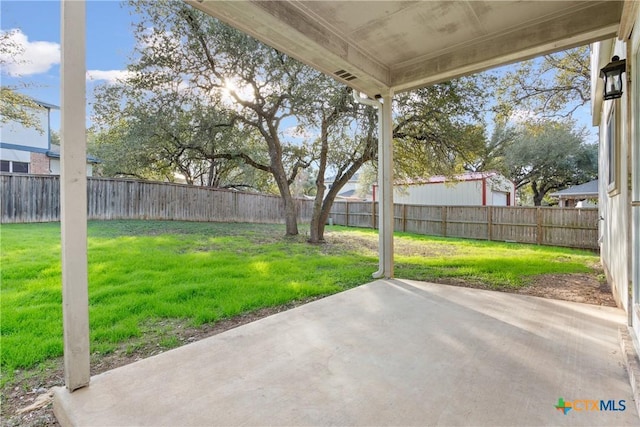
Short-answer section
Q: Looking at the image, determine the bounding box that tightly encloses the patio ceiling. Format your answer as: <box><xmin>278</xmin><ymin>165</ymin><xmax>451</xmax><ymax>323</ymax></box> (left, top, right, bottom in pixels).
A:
<box><xmin>186</xmin><ymin>0</ymin><xmax>624</xmax><ymax>97</ymax></box>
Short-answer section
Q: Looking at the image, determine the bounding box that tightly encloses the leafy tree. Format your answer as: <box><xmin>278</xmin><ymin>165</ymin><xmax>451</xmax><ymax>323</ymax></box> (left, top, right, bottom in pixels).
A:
<box><xmin>464</xmin><ymin>122</ymin><xmax>519</xmax><ymax>173</ymax></box>
<box><xmin>303</xmin><ymin>76</ymin><xmax>489</xmax><ymax>242</ymax></box>
<box><xmin>504</xmin><ymin>121</ymin><xmax>597</xmax><ymax>205</ymax></box>
<box><xmin>356</xmin><ymin>163</ymin><xmax>377</xmax><ymax>199</ymax></box>
<box><xmin>0</xmin><ymin>30</ymin><xmax>43</xmax><ymax>132</ymax></box>
<box><xmin>0</xmin><ymin>88</ymin><xmax>45</xmax><ymax>133</ymax></box>
<box><xmin>496</xmin><ymin>46</ymin><xmax>589</xmax><ymax>119</ymax></box>
<box><xmin>91</xmin><ymin>83</ymin><xmax>256</xmax><ymax>186</ymax></box>
<box><xmin>95</xmin><ymin>1</ymin><xmax>381</xmax><ymax>240</ymax></box>
<box><xmin>107</xmin><ymin>0</ymin><xmax>340</xmax><ymax>235</ymax></box>
<box><xmin>94</xmin><ymin>1</ymin><xmax>495</xmax><ymax>240</ymax></box>
<box><xmin>304</xmin><ymin>86</ymin><xmax>378</xmax><ymax>243</ymax></box>
<box><xmin>393</xmin><ymin>78</ymin><xmax>489</xmax><ymax>180</ymax></box>
<box><xmin>50</xmin><ymin>129</ymin><xmax>60</xmax><ymax>146</ymax></box>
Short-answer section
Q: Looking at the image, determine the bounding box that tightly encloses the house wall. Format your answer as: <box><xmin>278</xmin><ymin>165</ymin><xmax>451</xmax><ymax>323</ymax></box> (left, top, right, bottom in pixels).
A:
<box><xmin>394</xmin><ymin>180</ymin><xmax>483</xmax><ymax>206</ymax></box>
<box><xmin>393</xmin><ymin>176</ymin><xmax>515</xmax><ymax>207</ymax></box>
<box><xmin>629</xmin><ymin>8</ymin><xmax>640</xmax><ymax>348</ymax></box>
<box><xmin>30</xmin><ymin>152</ymin><xmax>50</xmax><ymax>174</ymax></box>
<box><xmin>1</xmin><ymin>108</ymin><xmax>49</xmax><ymax>150</ymax></box>
<box><xmin>593</xmin><ymin>6</ymin><xmax>639</xmax><ymax>333</ymax></box>
<box><xmin>597</xmin><ymin>39</ymin><xmax>631</xmax><ymax>310</ymax></box>
<box><xmin>0</xmin><ymin>148</ymin><xmax>30</xmax><ymax>163</ymax></box>
<box><xmin>487</xmin><ymin>175</ymin><xmax>515</xmax><ymax>206</ymax></box>
<box><xmin>49</xmin><ymin>158</ymin><xmax>93</xmax><ymax>177</ymax></box>
<box><xmin>0</xmin><ymin>105</ymin><xmax>50</xmax><ymax>174</ymax></box>
<box><xmin>1</xmin><ymin>102</ymin><xmax>94</xmax><ymax>177</ymax></box>
<box><xmin>326</xmin><ymin>173</ymin><xmax>363</xmax><ymax>200</ymax></box>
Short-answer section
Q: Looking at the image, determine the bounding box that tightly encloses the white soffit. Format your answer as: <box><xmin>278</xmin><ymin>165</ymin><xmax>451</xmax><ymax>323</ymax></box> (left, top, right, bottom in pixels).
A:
<box><xmin>186</xmin><ymin>1</ymin><xmax>624</xmax><ymax>97</ymax></box>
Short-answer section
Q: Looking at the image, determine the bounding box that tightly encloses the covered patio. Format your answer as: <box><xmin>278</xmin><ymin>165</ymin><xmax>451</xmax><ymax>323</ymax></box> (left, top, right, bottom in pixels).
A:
<box><xmin>55</xmin><ymin>280</ymin><xmax>638</xmax><ymax>425</ymax></box>
<box><xmin>53</xmin><ymin>0</ymin><xmax>637</xmax><ymax>424</ymax></box>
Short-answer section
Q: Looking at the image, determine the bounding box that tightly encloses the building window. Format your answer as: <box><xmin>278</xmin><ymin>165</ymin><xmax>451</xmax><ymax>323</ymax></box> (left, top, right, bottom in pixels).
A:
<box><xmin>0</xmin><ymin>160</ymin><xmax>30</xmax><ymax>173</ymax></box>
<box><xmin>12</xmin><ymin>162</ymin><xmax>29</xmax><ymax>173</ymax></box>
<box><xmin>607</xmin><ymin>105</ymin><xmax>620</xmax><ymax>195</ymax></box>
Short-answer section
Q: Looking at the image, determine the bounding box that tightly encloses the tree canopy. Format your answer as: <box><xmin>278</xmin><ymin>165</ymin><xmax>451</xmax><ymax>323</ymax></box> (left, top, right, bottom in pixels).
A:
<box><xmin>470</xmin><ymin>120</ymin><xmax>597</xmax><ymax>206</ymax></box>
<box><xmin>92</xmin><ymin>0</ymin><xmax>383</xmax><ymax>237</ymax></box>
<box><xmin>91</xmin><ymin>0</ymin><xmax>492</xmax><ymax>239</ymax></box>
<box><xmin>496</xmin><ymin>46</ymin><xmax>590</xmax><ymax>120</ymax></box>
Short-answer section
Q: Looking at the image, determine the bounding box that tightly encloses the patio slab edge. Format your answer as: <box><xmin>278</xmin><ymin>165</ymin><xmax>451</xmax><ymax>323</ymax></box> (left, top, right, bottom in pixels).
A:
<box><xmin>619</xmin><ymin>326</ymin><xmax>640</xmax><ymax>418</ymax></box>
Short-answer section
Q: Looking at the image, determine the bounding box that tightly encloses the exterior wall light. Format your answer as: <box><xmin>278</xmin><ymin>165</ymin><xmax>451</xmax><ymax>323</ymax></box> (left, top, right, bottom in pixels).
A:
<box><xmin>599</xmin><ymin>56</ymin><xmax>626</xmax><ymax>100</ymax></box>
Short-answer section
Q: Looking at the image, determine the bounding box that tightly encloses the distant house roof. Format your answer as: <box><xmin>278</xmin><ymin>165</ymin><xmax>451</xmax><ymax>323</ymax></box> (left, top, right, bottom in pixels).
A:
<box><xmin>337</xmin><ymin>189</ymin><xmax>357</xmax><ymax>198</ymax></box>
<box><xmin>13</xmin><ymin>94</ymin><xmax>59</xmax><ymax>110</ymax></box>
<box><xmin>326</xmin><ymin>171</ymin><xmax>360</xmax><ymax>184</ymax></box>
<box><xmin>549</xmin><ymin>180</ymin><xmax>598</xmax><ymax>199</ymax></box>
<box><xmin>32</xmin><ymin>99</ymin><xmax>60</xmax><ymax>110</ymax></box>
<box><xmin>47</xmin><ymin>144</ymin><xmax>99</xmax><ymax>163</ymax></box>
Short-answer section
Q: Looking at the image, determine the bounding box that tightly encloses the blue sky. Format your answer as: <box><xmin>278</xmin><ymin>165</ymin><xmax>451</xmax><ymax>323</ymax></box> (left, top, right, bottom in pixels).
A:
<box><xmin>1</xmin><ymin>0</ymin><xmax>596</xmax><ymax>143</ymax></box>
<box><xmin>1</xmin><ymin>0</ymin><xmax>137</xmax><ymax>130</ymax></box>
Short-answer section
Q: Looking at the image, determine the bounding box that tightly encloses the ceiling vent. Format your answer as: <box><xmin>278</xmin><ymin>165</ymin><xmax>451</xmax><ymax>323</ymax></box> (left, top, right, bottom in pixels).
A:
<box><xmin>334</xmin><ymin>69</ymin><xmax>357</xmax><ymax>81</ymax></box>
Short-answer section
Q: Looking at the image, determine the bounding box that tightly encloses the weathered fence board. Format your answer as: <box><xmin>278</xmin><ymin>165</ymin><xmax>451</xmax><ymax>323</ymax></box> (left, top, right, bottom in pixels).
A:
<box><xmin>1</xmin><ymin>174</ymin><xmax>598</xmax><ymax>249</ymax></box>
<box><xmin>329</xmin><ymin>201</ymin><xmax>598</xmax><ymax>250</ymax></box>
<box><xmin>1</xmin><ymin>174</ymin><xmax>314</xmax><ymax>225</ymax></box>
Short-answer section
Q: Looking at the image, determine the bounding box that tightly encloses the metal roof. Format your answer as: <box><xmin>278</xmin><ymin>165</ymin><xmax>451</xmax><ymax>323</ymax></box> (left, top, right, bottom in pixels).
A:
<box><xmin>186</xmin><ymin>1</ymin><xmax>624</xmax><ymax>97</ymax></box>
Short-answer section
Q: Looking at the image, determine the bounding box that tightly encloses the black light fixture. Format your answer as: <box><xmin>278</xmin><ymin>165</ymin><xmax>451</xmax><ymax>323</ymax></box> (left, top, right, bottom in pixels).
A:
<box><xmin>599</xmin><ymin>56</ymin><xmax>627</xmax><ymax>100</ymax></box>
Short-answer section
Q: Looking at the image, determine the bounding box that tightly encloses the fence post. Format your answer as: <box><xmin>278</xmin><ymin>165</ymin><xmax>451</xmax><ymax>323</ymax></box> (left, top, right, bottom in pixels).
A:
<box><xmin>372</xmin><ymin>201</ymin><xmax>376</xmax><ymax>229</ymax></box>
<box><xmin>345</xmin><ymin>201</ymin><xmax>350</xmax><ymax>227</ymax></box>
<box><xmin>442</xmin><ymin>206</ymin><xmax>447</xmax><ymax>237</ymax></box>
<box><xmin>402</xmin><ymin>204</ymin><xmax>407</xmax><ymax>232</ymax></box>
<box><xmin>487</xmin><ymin>207</ymin><xmax>493</xmax><ymax>241</ymax></box>
<box><xmin>536</xmin><ymin>207</ymin><xmax>543</xmax><ymax>245</ymax></box>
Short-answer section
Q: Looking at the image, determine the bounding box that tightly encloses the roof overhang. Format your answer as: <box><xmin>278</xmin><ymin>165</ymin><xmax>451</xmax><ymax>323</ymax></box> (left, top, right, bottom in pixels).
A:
<box><xmin>186</xmin><ymin>0</ymin><xmax>624</xmax><ymax>97</ymax></box>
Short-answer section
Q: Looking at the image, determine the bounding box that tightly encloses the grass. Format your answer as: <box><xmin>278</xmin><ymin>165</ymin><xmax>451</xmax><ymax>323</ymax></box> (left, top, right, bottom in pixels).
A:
<box><xmin>0</xmin><ymin>221</ymin><xmax>598</xmax><ymax>384</ymax></box>
<box><xmin>392</xmin><ymin>230</ymin><xmax>596</xmax><ymax>287</ymax></box>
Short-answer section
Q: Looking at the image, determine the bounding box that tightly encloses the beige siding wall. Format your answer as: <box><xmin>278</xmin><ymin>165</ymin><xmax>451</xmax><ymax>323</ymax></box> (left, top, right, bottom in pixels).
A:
<box><xmin>394</xmin><ymin>181</ymin><xmax>484</xmax><ymax>206</ymax></box>
<box><xmin>597</xmin><ymin>39</ymin><xmax>632</xmax><ymax>310</ymax></box>
<box><xmin>49</xmin><ymin>158</ymin><xmax>93</xmax><ymax>176</ymax></box>
<box><xmin>629</xmin><ymin>9</ymin><xmax>640</xmax><ymax>346</ymax></box>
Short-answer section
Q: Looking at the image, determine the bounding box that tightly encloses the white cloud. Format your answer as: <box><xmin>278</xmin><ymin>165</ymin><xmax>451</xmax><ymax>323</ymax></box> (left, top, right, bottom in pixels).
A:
<box><xmin>0</xmin><ymin>29</ymin><xmax>60</xmax><ymax>76</ymax></box>
<box><xmin>86</xmin><ymin>69</ymin><xmax>135</xmax><ymax>84</ymax></box>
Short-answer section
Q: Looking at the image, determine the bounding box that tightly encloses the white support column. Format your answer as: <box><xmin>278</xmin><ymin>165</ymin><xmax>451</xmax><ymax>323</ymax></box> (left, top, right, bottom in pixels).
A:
<box><xmin>61</xmin><ymin>0</ymin><xmax>90</xmax><ymax>391</ymax></box>
<box><xmin>380</xmin><ymin>92</ymin><xmax>394</xmax><ymax>278</ymax></box>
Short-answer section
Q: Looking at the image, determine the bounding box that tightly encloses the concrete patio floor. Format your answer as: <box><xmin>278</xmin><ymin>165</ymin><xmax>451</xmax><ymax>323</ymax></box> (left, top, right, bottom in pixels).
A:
<box><xmin>54</xmin><ymin>279</ymin><xmax>638</xmax><ymax>426</ymax></box>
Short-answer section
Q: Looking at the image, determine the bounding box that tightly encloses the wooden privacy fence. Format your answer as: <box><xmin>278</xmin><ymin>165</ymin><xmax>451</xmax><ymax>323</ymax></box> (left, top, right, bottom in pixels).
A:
<box><xmin>0</xmin><ymin>174</ymin><xmax>314</xmax><ymax>224</ymax></box>
<box><xmin>2</xmin><ymin>174</ymin><xmax>598</xmax><ymax>249</ymax></box>
<box><xmin>328</xmin><ymin>201</ymin><xmax>599</xmax><ymax>250</ymax></box>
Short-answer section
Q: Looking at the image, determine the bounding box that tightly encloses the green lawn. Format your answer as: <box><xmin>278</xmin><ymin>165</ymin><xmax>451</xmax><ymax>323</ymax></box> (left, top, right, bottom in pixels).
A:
<box><xmin>0</xmin><ymin>221</ymin><xmax>598</xmax><ymax>382</ymax></box>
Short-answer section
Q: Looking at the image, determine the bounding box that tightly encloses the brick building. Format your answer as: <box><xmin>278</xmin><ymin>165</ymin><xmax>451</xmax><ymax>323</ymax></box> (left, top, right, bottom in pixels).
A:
<box><xmin>0</xmin><ymin>97</ymin><xmax>96</xmax><ymax>175</ymax></box>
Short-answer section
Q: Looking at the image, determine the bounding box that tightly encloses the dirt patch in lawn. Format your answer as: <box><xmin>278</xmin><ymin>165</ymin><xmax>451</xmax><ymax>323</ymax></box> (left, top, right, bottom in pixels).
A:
<box><xmin>433</xmin><ymin>273</ymin><xmax>616</xmax><ymax>307</ymax></box>
<box><xmin>515</xmin><ymin>273</ymin><xmax>617</xmax><ymax>307</ymax></box>
<box><xmin>1</xmin><ymin>273</ymin><xmax>617</xmax><ymax>426</ymax></box>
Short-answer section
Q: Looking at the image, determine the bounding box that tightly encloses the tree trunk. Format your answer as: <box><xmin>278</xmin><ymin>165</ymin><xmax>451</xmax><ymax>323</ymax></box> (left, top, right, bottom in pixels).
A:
<box><xmin>309</xmin><ymin>188</ymin><xmax>326</xmax><ymax>243</ymax></box>
<box><xmin>271</xmin><ymin>157</ymin><xmax>299</xmax><ymax>236</ymax></box>
<box><xmin>309</xmin><ymin>201</ymin><xmax>324</xmax><ymax>243</ymax></box>
<box><xmin>313</xmin><ymin>199</ymin><xmax>335</xmax><ymax>242</ymax></box>
<box><xmin>282</xmin><ymin>192</ymin><xmax>299</xmax><ymax>236</ymax></box>
<box><xmin>308</xmin><ymin>104</ymin><xmax>377</xmax><ymax>242</ymax></box>
<box><xmin>531</xmin><ymin>181</ymin><xmax>543</xmax><ymax>206</ymax></box>
<box><xmin>309</xmin><ymin>120</ymin><xmax>330</xmax><ymax>243</ymax></box>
